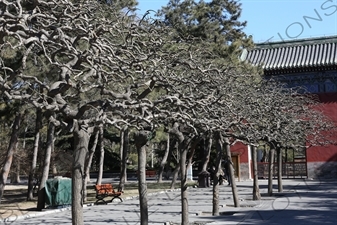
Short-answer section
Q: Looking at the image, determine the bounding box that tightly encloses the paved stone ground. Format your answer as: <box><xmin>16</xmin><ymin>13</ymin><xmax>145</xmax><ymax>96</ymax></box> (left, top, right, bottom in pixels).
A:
<box><xmin>2</xmin><ymin>179</ymin><xmax>336</xmax><ymax>225</ymax></box>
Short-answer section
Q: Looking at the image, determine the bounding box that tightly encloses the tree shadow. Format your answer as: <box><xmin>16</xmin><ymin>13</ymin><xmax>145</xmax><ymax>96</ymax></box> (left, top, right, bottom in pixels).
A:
<box><xmin>315</xmin><ymin>153</ymin><xmax>337</xmax><ymax>179</ymax></box>
<box><xmin>200</xmin><ymin>207</ymin><xmax>337</xmax><ymax>225</ymax></box>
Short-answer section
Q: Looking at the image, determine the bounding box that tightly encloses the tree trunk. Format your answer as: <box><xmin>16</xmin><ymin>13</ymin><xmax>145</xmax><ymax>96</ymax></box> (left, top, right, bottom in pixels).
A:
<box><xmin>37</xmin><ymin>119</ymin><xmax>55</xmax><ymax>210</ymax></box>
<box><xmin>268</xmin><ymin>144</ymin><xmax>275</xmax><ymax>196</ymax></box>
<box><xmin>261</xmin><ymin>146</ymin><xmax>268</xmax><ymax>162</ymax></box>
<box><xmin>11</xmin><ymin>130</ymin><xmax>24</xmax><ymax>184</ymax></box>
<box><xmin>119</xmin><ymin>126</ymin><xmax>129</xmax><ymax>191</ymax></box>
<box><xmin>170</xmin><ymin>138</ymin><xmax>180</xmax><ymax>189</ymax></box>
<box><xmin>201</xmin><ymin>134</ymin><xmax>212</xmax><ymax>172</ymax></box>
<box><xmin>212</xmin><ymin>132</ymin><xmax>223</xmax><ymax>216</ymax></box>
<box><xmin>157</xmin><ymin>133</ymin><xmax>170</xmax><ymax>183</ymax></box>
<box><xmin>252</xmin><ymin>145</ymin><xmax>261</xmax><ymax>200</ymax></box>
<box><xmin>15</xmin><ymin>126</ymin><xmax>28</xmax><ymax>184</ymax></box>
<box><xmin>96</xmin><ymin>126</ymin><xmax>104</xmax><ymax>185</ymax></box>
<box><xmin>164</xmin><ymin>139</ymin><xmax>175</xmax><ymax>180</ymax></box>
<box><xmin>150</xmin><ymin>143</ymin><xmax>154</xmax><ymax>168</ymax></box>
<box><xmin>27</xmin><ymin>109</ymin><xmax>42</xmax><ymax>201</ymax></box>
<box><xmin>135</xmin><ymin>131</ymin><xmax>149</xmax><ymax>225</ymax></box>
<box><xmin>72</xmin><ymin>121</ymin><xmax>91</xmax><ymax>225</ymax></box>
<box><xmin>179</xmin><ymin>140</ymin><xmax>189</xmax><ymax>225</ymax></box>
<box><xmin>169</xmin><ymin>123</ymin><xmax>189</xmax><ymax>225</ymax></box>
<box><xmin>83</xmin><ymin>128</ymin><xmax>99</xmax><ymax>202</ymax></box>
<box><xmin>0</xmin><ymin>113</ymin><xmax>22</xmax><ymax>203</ymax></box>
<box><xmin>169</xmin><ymin>163</ymin><xmax>180</xmax><ymax>189</ymax></box>
<box><xmin>277</xmin><ymin>147</ymin><xmax>283</xmax><ymax>193</ymax></box>
<box><xmin>10</xmin><ymin>153</ymin><xmax>20</xmax><ymax>184</ymax></box>
<box><xmin>224</xmin><ymin>137</ymin><xmax>239</xmax><ymax>207</ymax></box>
<box><xmin>51</xmin><ymin>135</ymin><xmax>57</xmax><ymax>176</ymax></box>
<box><xmin>185</xmin><ymin>138</ymin><xmax>199</xmax><ymax>181</ymax></box>
<box><xmin>15</xmin><ymin>162</ymin><xmax>21</xmax><ymax>183</ymax></box>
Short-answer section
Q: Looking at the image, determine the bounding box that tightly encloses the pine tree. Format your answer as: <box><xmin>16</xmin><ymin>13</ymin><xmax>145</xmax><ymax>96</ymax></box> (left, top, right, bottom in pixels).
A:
<box><xmin>157</xmin><ymin>0</ymin><xmax>253</xmax><ymax>58</ymax></box>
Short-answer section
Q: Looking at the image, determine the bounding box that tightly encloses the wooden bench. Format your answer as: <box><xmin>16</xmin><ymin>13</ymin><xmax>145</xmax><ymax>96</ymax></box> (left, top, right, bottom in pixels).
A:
<box><xmin>137</xmin><ymin>170</ymin><xmax>157</xmax><ymax>178</ymax></box>
<box><xmin>146</xmin><ymin>170</ymin><xmax>156</xmax><ymax>178</ymax></box>
<box><xmin>94</xmin><ymin>184</ymin><xmax>123</xmax><ymax>205</ymax></box>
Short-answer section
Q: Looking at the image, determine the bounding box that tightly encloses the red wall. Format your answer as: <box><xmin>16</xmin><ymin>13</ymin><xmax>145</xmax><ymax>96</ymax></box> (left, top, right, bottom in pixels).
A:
<box><xmin>307</xmin><ymin>145</ymin><xmax>337</xmax><ymax>162</ymax></box>
<box><xmin>317</xmin><ymin>93</ymin><xmax>337</xmax><ymax>121</ymax></box>
<box><xmin>307</xmin><ymin>93</ymin><xmax>337</xmax><ymax>162</ymax></box>
<box><xmin>228</xmin><ymin>94</ymin><xmax>337</xmax><ymax>163</ymax></box>
<box><xmin>231</xmin><ymin>142</ymin><xmax>249</xmax><ymax>163</ymax></box>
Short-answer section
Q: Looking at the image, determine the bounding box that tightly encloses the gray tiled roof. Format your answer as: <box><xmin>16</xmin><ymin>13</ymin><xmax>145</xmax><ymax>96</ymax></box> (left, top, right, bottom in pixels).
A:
<box><xmin>241</xmin><ymin>36</ymin><xmax>337</xmax><ymax>71</ymax></box>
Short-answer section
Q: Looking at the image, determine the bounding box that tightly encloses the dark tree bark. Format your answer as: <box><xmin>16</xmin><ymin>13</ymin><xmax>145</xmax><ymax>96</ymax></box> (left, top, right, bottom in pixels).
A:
<box><xmin>277</xmin><ymin>146</ymin><xmax>283</xmax><ymax>193</ymax></box>
<box><xmin>201</xmin><ymin>134</ymin><xmax>212</xmax><ymax>172</ymax></box>
<box><xmin>268</xmin><ymin>143</ymin><xmax>276</xmax><ymax>196</ymax></box>
<box><xmin>179</xmin><ymin>139</ymin><xmax>189</xmax><ymax>225</ymax></box>
<box><xmin>72</xmin><ymin>121</ymin><xmax>91</xmax><ymax>225</ymax></box>
<box><xmin>170</xmin><ymin>138</ymin><xmax>180</xmax><ymax>189</ymax></box>
<box><xmin>135</xmin><ymin>131</ymin><xmax>149</xmax><ymax>225</ymax></box>
<box><xmin>212</xmin><ymin>132</ymin><xmax>223</xmax><ymax>216</ymax></box>
<box><xmin>51</xmin><ymin>134</ymin><xmax>57</xmax><ymax>176</ymax></box>
<box><xmin>252</xmin><ymin>145</ymin><xmax>261</xmax><ymax>200</ymax></box>
<box><xmin>119</xmin><ymin>126</ymin><xmax>129</xmax><ymax>191</ymax></box>
<box><xmin>164</xmin><ymin>139</ymin><xmax>174</xmax><ymax>180</ymax></box>
<box><xmin>17</xmin><ymin>126</ymin><xmax>28</xmax><ymax>185</ymax></box>
<box><xmin>261</xmin><ymin>145</ymin><xmax>268</xmax><ymax>162</ymax></box>
<box><xmin>164</xmin><ymin>139</ymin><xmax>175</xmax><ymax>180</ymax></box>
<box><xmin>186</xmin><ymin>137</ymin><xmax>200</xmax><ymax>181</ymax></box>
<box><xmin>96</xmin><ymin>126</ymin><xmax>104</xmax><ymax>185</ymax></box>
<box><xmin>84</xmin><ymin>128</ymin><xmax>99</xmax><ymax>202</ymax></box>
<box><xmin>170</xmin><ymin>163</ymin><xmax>180</xmax><ymax>189</ymax></box>
<box><xmin>157</xmin><ymin>133</ymin><xmax>170</xmax><ymax>183</ymax></box>
<box><xmin>37</xmin><ymin>118</ymin><xmax>55</xmax><ymax>210</ymax></box>
<box><xmin>27</xmin><ymin>104</ymin><xmax>42</xmax><ymax>201</ymax></box>
<box><xmin>169</xmin><ymin>123</ymin><xmax>191</xmax><ymax>225</ymax></box>
<box><xmin>0</xmin><ymin>113</ymin><xmax>22</xmax><ymax>203</ymax></box>
<box><xmin>11</xmin><ymin>126</ymin><xmax>26</xmax><ymax>184</ymax></box>
<box><xmin>224</xmin><ymin>137</ymin><xmax>239</xmax><ymax>207</ymax></box>
<box><xmin>10</xmin><ymin>157</ymin><xmax>20</xmax><ymax>184</ymax></box>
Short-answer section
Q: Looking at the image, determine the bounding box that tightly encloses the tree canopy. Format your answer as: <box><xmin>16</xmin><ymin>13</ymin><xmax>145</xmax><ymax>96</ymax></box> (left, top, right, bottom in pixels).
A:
<box><xmin>0</xmin><ymin>0</ymin><xmax>335</xmax><ymax>224</ymax></box>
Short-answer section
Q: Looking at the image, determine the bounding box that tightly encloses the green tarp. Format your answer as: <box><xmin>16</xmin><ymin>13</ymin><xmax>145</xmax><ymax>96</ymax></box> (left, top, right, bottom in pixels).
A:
<box><xmin>45</xmin><ymin>177</ymin><xmax>72</xmax><ymax>207</ymax></box>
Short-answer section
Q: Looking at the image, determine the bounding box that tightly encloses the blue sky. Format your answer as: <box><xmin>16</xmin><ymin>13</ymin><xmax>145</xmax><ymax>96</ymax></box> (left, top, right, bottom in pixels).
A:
<box><xmin>136</xmin><ymin>0</ymin><xmax>337</xmax><ymax>43</ymax></box>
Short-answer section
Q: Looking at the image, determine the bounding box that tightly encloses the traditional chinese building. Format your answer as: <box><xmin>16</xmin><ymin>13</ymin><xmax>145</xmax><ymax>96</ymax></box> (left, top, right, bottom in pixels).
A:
<box><xmin>235</xmin><ymin>35</ymin><xmax>337</xmax><ymax>180</ymax></box>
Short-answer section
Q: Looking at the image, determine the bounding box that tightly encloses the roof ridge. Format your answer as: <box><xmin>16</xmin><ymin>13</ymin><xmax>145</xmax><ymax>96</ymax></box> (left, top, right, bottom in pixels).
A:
<box><xmin>255</xmin><ymin>35</ymin><xmax>337</xmax><ymax>49</ymax></box>
<box><xmin>242</xmin><ymin>35</ymin><xmax>337</xmax><ymax>70</ymax></box>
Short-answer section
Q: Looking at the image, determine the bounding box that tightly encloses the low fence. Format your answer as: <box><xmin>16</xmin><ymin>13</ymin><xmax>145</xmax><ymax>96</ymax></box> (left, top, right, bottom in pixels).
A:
<box><xmin>256</xmin><ymin>162</ymin><xmax>307</xmax><ymax>179</ymax></box>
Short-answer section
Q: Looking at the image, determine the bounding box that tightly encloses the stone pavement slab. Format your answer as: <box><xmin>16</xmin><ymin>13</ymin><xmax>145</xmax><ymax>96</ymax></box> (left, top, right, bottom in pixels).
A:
<box><xmin>2</xmin><ymin>179</ymin><xmax>336</xmax><ymax>225</ymax></box>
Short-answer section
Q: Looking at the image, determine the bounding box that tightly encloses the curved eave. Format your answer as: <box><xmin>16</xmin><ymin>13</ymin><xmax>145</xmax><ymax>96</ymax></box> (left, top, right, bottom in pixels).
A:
<box><xmin>264</xmin><ymin>65</ymin><xmax>337</xmax><ymax>76</ymax></box>
<box><xmin>244</xmin><ymin>41</ymin><xmax>337</xmax><ymax>71</ymax></box>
